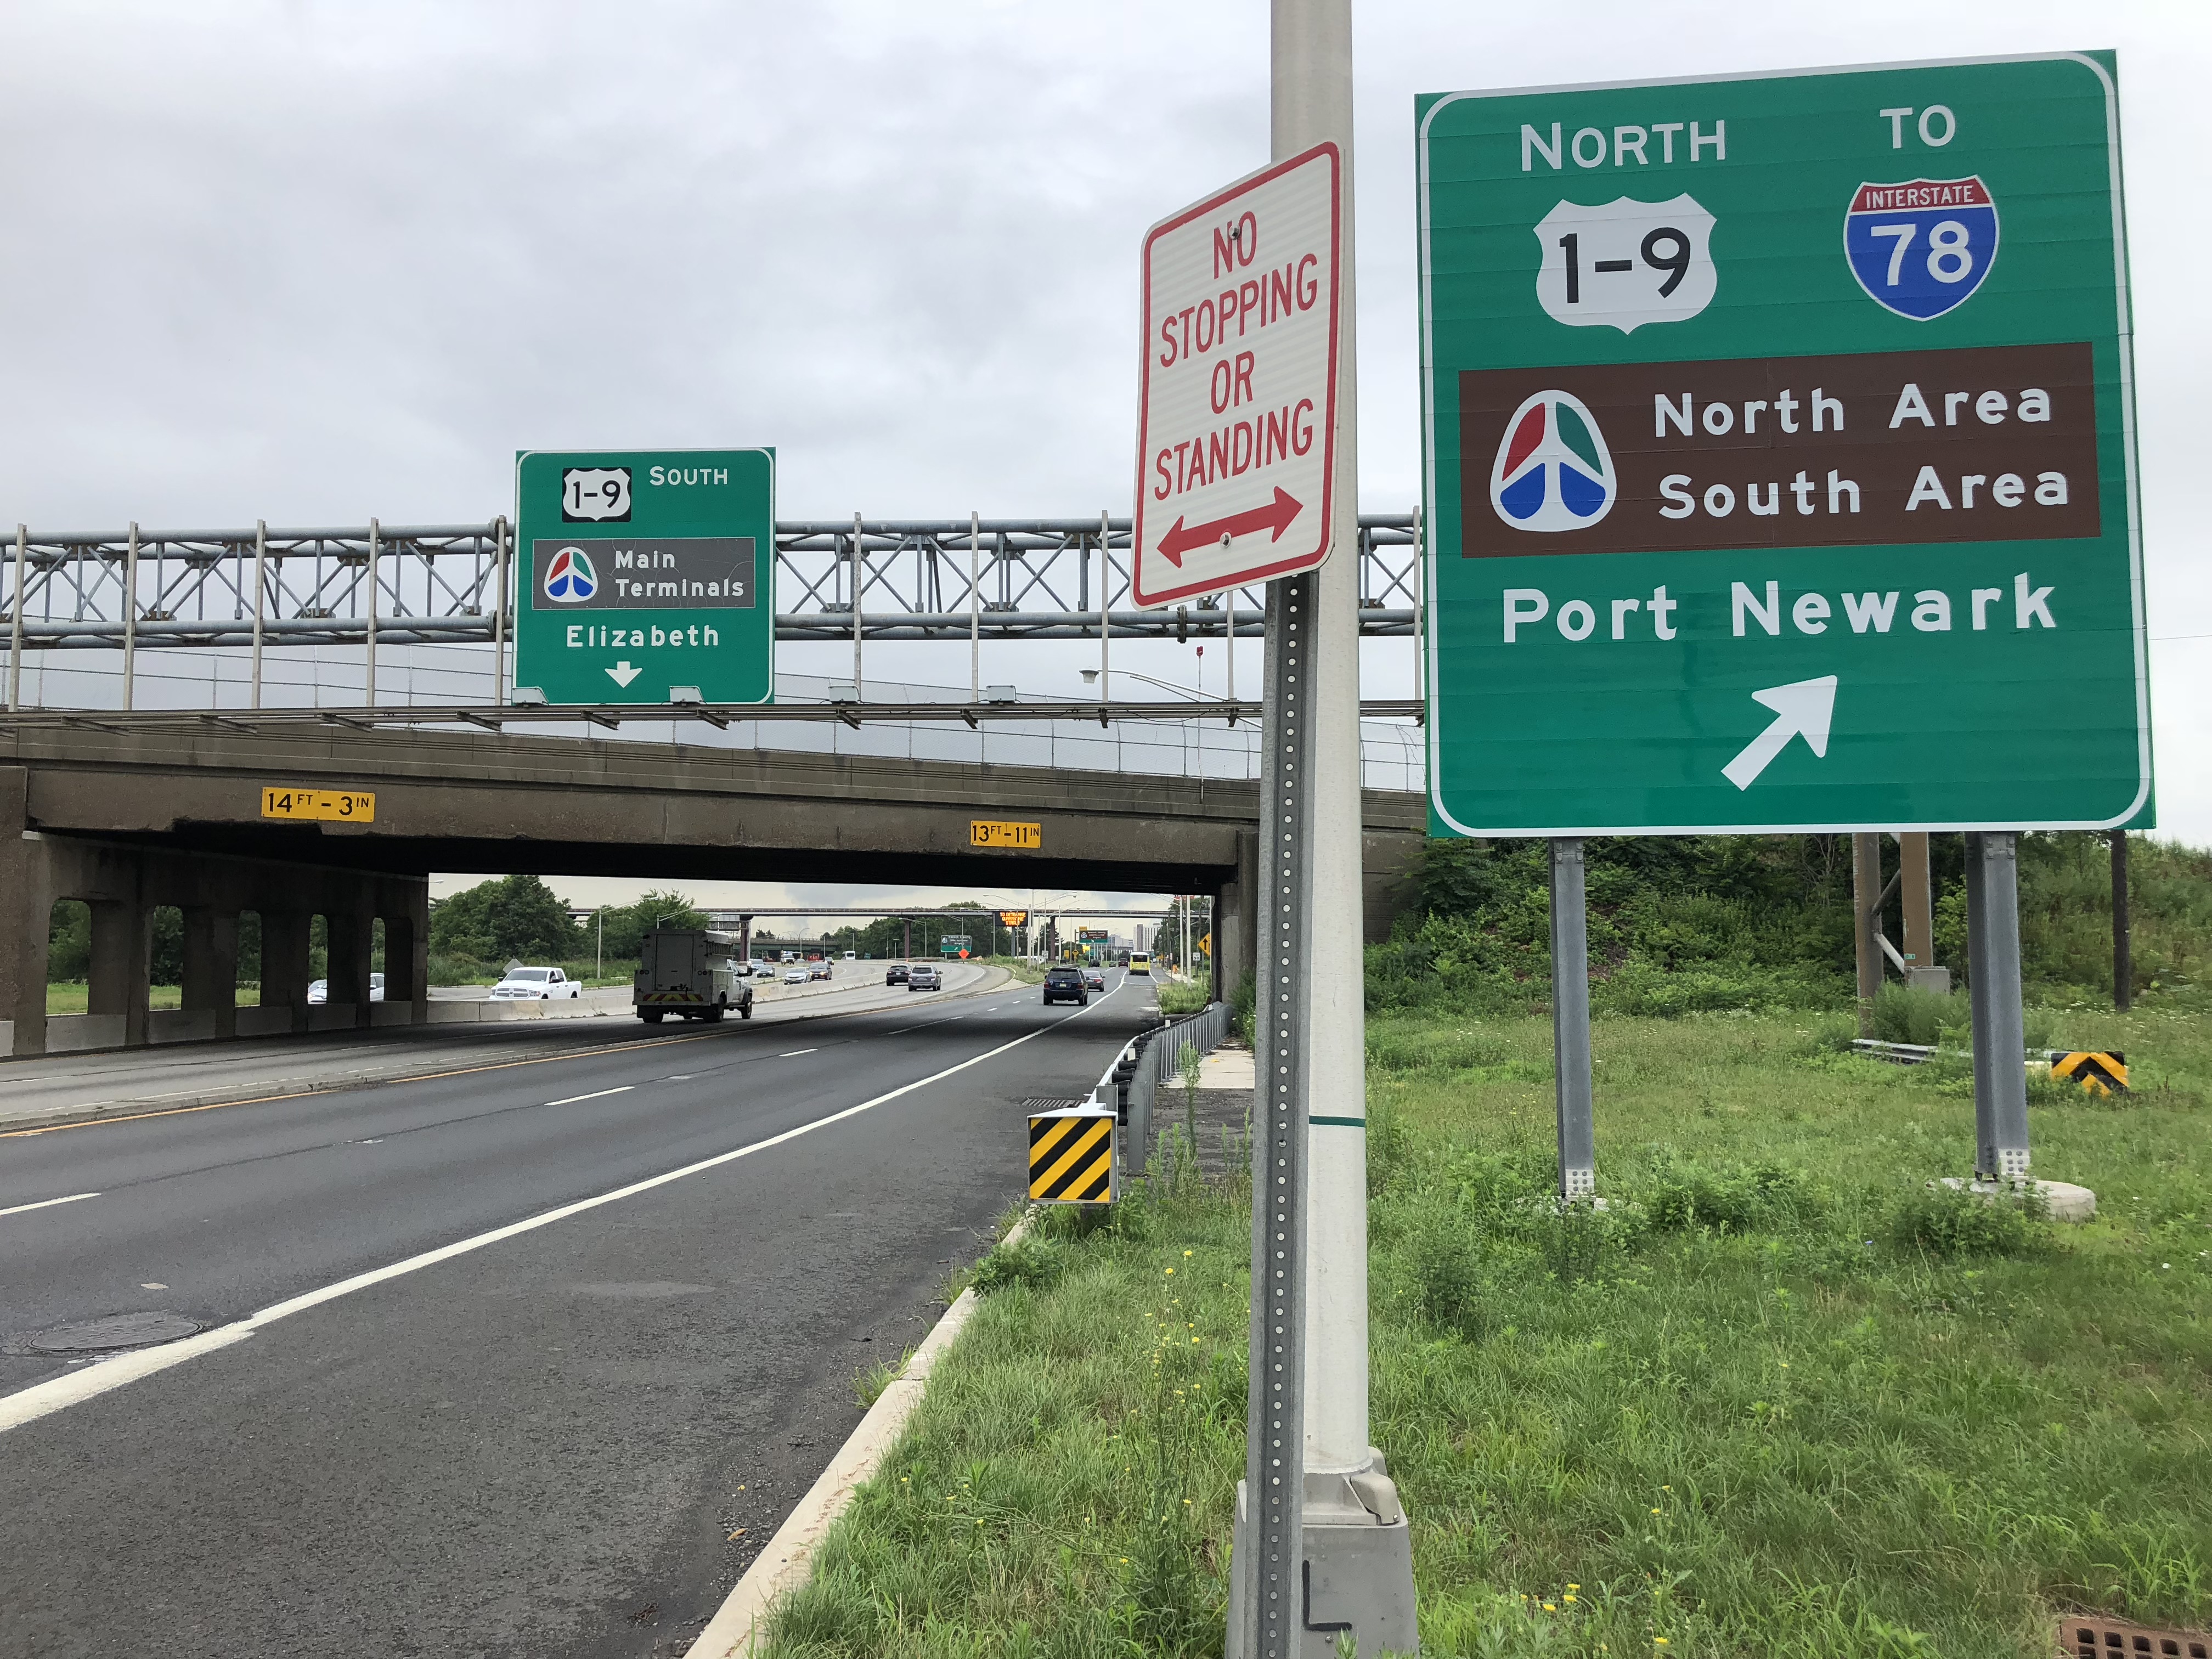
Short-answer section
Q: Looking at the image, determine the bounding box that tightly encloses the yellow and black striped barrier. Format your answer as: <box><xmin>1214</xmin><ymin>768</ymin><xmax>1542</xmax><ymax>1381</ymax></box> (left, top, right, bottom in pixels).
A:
<box><xmin>1028</xmin><ymin>1107</ymin><xmax>1115</xmax><ymax>1204</ymax></box>
<box><xmin>2049</xmin><ymin>1050</ymin><xmax>2128</xmax><ymax>1094</ymax></box>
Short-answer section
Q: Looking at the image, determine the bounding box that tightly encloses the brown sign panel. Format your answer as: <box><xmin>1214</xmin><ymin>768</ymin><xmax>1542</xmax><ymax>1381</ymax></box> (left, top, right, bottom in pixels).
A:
<box><xmin>1459</xmin><ymin>342</ymin><xmax>2099</xmax><ymax>557</ymax></box>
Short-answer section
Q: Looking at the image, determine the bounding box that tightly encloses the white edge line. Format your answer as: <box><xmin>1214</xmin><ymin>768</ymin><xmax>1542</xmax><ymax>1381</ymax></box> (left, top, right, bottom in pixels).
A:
<box><xmin>543</xmin><ymin>1085</ymin><xmax>634</xmax><ymax>1107</ymax></box>
<box><xmin>690</xmin><ymin>1211</ymin><xmax>1038</xmax><ymax>1659</ymax></box>
<box><xmin>0</xmin><ymin>998</ymin><xmax>1089</xmax><ymax>1438</ymax></box>
<box><xmin>0</xmin><ymin>1191</ymin><xmax>100</xmax><ymax>1218</ymax></box>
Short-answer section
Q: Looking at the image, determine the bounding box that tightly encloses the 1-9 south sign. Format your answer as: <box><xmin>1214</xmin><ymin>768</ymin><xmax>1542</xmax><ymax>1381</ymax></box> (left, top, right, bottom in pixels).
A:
<box><xmin>1417</xmin><ymin>54</ymin><xmax>2148</xmax><ymax>836</ymax></box>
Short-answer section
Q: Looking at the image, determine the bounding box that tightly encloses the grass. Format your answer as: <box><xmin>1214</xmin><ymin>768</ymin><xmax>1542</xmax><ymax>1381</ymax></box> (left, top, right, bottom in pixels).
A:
<box><xmin>1154</xmin><ymin>975</ymin><xmax>1212</xmax><ymax>1015</ymax></box>
<box><xmin>45</xmin><ymin>982</ymin><xmax>261</xmax><ymax>1013</ymax></box>
<box><xmin>761</xmin><ymin>990</ymin><xmax>2212</xmax><ymax>1659</ymax></box>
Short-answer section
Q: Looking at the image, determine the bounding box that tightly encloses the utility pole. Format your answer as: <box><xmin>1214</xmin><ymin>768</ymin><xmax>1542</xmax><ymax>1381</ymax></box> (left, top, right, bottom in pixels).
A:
<box><xmin>1231</xmin><ymin>4</ymin><xmax>1416</xmax><ymax>1656</ymax></box>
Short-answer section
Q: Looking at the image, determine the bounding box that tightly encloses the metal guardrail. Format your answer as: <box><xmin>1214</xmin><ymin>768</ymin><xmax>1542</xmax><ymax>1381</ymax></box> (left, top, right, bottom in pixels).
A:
<box><xmin>0</xmin><ymin>512</ymin><xmax>1422</xmax><ymax>651</ymax></box>
<box><xmin>1113</xmin><ymin>997</ymin><xmax>1234</xmax><ymax>1171</ymax></box>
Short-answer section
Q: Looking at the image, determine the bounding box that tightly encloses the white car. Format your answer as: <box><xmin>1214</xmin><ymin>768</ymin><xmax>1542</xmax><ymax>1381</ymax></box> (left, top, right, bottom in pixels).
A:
<box><xmin>489</xmin><ymin>967</ymin><xmax>580</xmax><ymax>1000</ymax></box>
<box><xmin>306</xmin><ymin>974</ymin><xmax>384</xmax><ymax>1005</ymax></box>
<box><xmin>782</xmin><ymin>967</ymin><xmax>809</xmax><ymax>984</ymax></box>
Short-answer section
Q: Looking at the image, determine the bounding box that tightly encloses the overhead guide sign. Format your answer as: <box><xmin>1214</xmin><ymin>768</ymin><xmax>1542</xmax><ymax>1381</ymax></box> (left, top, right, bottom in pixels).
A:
<box><xmin>514</xmin><ymin>448</ymin><xmax>775</xmax><ymax>706</ymax></box>
<box><xmin>1417</xmin><ymin>54</ymin><xmax>2147</xmax><ymax>835</ymax></box>
<box><xmin>1132</xmin><ymin>144</ymin><xmax>1341</xmax><ymax>607</ymax></box>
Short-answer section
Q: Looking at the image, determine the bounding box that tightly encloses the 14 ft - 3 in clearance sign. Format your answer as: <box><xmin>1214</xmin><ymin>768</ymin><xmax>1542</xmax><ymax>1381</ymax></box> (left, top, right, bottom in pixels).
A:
<box><xmin>1417</xmin><ymin>54</ymin><xmax>2148</xmax><ymax>837</ymax></box>
<box><xmin>1132</xmin><ymin>144</ymin><xmax>1341</xmax><ymax>608</ymax></box>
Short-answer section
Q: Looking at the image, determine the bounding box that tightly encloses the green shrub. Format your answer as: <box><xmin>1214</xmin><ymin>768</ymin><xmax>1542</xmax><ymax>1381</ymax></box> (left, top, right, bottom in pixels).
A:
<box><xmin>1644</xmin><ymin>1156</ymin><xmax>1826</xmax><ymax>1234</ymax></box>
<box><xmin>1886</xmin><ymin>1182</ymin><xmax>2050</xmax><ymax>1257</ymax></box>
<box><xmin>967</xmin><ymin>1236</ymin><xmax>1068</xmax><ymax>1295</ymax></box>
<box><xmin>1870</xmin><ymin>982</ymin><xmax>1968</xmax><ymax>1046</ymax></box>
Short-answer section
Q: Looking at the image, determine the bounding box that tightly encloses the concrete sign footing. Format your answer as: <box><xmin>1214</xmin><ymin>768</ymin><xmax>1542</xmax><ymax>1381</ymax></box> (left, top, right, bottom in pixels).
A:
<box><xmin>1227</xmin><ymin>1451</ymin><xmax>1419</xmax><ymax>1659</ymax></box>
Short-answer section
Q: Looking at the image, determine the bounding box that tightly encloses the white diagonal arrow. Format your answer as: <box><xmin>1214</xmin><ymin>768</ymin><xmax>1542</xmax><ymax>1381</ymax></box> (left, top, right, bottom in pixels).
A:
<box><xmin>605</xmin><ymin>661</ymin><xmax>642</xmax><ymax>689</ymax></box>
<box><xmin>1722</xmin><ymin>675</ymin><xmax>1837</xmax><ymax>790</ymax></box>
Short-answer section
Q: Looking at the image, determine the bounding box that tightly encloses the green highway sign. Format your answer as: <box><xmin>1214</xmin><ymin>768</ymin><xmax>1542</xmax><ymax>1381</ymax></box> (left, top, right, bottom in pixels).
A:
<box><xmin>1417</xmin><ymin>54</ymin><xmax>2148</xmax><ymax>836</ymax></box>
<box><xmin>512</xmin><ymin>448</ymin><xmax>774</xmax><ymax>705</ymax></box>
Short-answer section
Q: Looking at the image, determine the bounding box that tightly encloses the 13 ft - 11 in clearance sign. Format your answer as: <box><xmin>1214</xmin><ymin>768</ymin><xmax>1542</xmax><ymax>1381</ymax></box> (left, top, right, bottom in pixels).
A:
<box><xmin>1132</xmin><ymin>144</ymin><xmax>1341</xmax><ymax>608</ymax></box>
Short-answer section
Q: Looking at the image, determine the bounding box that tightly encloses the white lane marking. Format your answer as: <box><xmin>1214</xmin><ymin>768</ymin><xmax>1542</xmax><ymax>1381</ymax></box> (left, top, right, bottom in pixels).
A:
<box><xmin>140</xmin><ymin>1283</ymin><xmax>168</xmax><ymax>1290</ymax></box>
<box><xmin>0</xmin><ymin>1192</ymin><xmax>100</xmax><ymax>1218</ymax></box>
<box><xmin>777</xmin><ymin>1048</ymin><xmax>817</xmax><ymax>1058</ymax></box>
<box><xmin>543</xmin><ymin>1086</ymin><xmax>634</xmax><ymax>1107</ymax></box>
<box><xmin>0</xmin><ymin>1002</ymin><xmax>1112</xmax><ymax>1437</ymax></box>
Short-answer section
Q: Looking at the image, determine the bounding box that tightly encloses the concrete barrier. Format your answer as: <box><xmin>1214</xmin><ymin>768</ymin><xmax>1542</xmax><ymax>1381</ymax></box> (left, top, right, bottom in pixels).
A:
<box><xmin>146</xmin><ymin>1009</ymin><xmax>217</xmax><ymax>1046</ymax></box>
<box><xmin>44</xmin><ymin>1014</ymin><xmax>127</xmax><ymax>1054</ymax></box>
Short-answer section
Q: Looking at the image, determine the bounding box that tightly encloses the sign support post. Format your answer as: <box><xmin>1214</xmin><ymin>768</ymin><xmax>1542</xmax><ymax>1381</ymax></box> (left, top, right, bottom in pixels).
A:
<box><xmin>1968</xmin><ymin>832</ymin><xmax>2032</xmax><ymax>1182</ymax></box>
<box><xmin>1549</xmin><ymin>838</ymin><xmax>1596</xmax><ymax>1198</ymax></box>
<box><xmin>1230</xmin><ymin>4</ymin><xmax>1417</xmax><ymax>1656</ymax></box>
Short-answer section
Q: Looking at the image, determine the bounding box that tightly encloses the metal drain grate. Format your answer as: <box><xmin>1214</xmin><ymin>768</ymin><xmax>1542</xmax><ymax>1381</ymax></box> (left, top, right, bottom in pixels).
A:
<box><xmin>2064</xmin><ymin>1616</ymin><xmax>2211</xmax><ymax>1659</ymax></box>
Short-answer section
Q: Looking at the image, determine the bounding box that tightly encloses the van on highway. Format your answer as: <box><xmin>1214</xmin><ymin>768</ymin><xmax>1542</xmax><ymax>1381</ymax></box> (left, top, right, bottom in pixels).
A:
<box><xmin>1127</xmin><ymin>952</ymin><xmax>1152</xmax><ymax>976</ymax></box>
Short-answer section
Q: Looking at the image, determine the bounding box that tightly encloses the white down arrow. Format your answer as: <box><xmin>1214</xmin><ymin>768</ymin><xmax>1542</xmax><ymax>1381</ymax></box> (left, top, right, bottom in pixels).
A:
<box><xmin>605</xmin><ymin>661</ymin><xmax>642</xmax><ymax>689</ymax></box>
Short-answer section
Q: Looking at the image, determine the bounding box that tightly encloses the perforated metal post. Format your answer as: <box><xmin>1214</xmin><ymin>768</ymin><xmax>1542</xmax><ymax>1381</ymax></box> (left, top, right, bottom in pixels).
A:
<box><xmin>1242</xmin><ymin>571</ymin><xmax>1312</xmax><ymax>1659</ymax></box>
<box><xmin>1551</xmin><ymin>838</ymin><xmax>1595</xmax><ymax>1198</ymax></box>
<box><xmin>1968</xmin><ymin>830</ymin><xmax>2032</xmax><ymax>1181</ymax></box>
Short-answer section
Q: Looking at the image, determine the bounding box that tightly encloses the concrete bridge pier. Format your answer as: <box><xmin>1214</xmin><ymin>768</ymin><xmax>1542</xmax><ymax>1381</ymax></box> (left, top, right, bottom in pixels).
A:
<box><xmin>0</xmin><ymin>768</ymin><xmax>429</xmax><ymax>1057</ymax></box>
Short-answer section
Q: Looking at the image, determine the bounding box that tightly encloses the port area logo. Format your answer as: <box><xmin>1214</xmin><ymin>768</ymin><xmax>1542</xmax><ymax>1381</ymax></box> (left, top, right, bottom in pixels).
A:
<box><xmin>1844</xmin><ymin>178</ymin><xmax>1999</xmax><ymax>321</ymax></box>
<box><xmin>1489</xmin><ymin>390</ymin><xmax>1617</xmax><ymax>532</ymax></box>
<box><xmin>543</xmin><ymin>544</ymin><xmax>598</xmax><ymax>603</ymax></box>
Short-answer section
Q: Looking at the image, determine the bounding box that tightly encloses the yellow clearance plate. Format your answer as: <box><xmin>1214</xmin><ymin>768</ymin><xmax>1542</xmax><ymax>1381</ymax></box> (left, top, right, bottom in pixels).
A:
<box><xmin>261</xmin><ymin>787</ymin><xmax>375</xmax><ymax>823</ymax></box>
<box><xmin>970</xmin><ymin>820</ymin><xmax>1041</xmax><ymax>849</ymax></box>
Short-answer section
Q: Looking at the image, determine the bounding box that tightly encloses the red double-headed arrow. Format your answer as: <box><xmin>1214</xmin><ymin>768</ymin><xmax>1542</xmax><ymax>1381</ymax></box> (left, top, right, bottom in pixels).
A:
<box><xmin>1153</xmin><ymin>487</ymin><xmax>1304</xmax><ymax>567</ymax></box>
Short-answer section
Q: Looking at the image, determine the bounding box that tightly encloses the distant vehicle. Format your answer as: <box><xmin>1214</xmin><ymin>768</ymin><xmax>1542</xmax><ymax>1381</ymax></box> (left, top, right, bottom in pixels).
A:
<box><xmin>1042</xmin><ymin>966</ymin><xmax>1087</xmax><ymax>1006</ymax></box>
<box><xmin>634</xmin><ymin>929</ymin><xmax>752</xmax><ymax>1024</ymax></box>
<box><xmin>751</xmin><ymin>962</ymin><xmax>777</xmax><ymax>979</ymax></box>
<box><xmin>782</xmin><ymin>967</ymin><xmax>809</xmax><ymax>985</ymax></box>
<box><xmin>780</xmin><ymin>951</ymin><xmax>799</xmax><ymax>963</ymax></box>
<box><xmin>306</xmin><ymin>974</ymin><xmax>386</xmax><ymax>1006</ymax></box>
<box><xmin>492</xmin><ymin>967</ymin><xmax>580</xmax><ymax>1001</ymax></box>
<box><xmin>884</xmin><ymin>963</ymin><xmax>910</xmax><ymax>985</ymax></box>
<box><xmin>1084</xmin><ymin>969</ymin><xmax>1106</xmax><ymax>991</ymax></box>
<box><xmin>1127</xmin><ymin>952</ymin><xmax>1152</xmax><ymax>977</ymax></box>
<box><xmin>906</xmin><ymin>963</ymin><xmax>944</xmax><ymax>991</ymax></box>
<box><xmin>843</xmin><ymin>950</ymin><xmax>857</xmax><ymax>960</ymax></box>
<box><xmin>807</xmin><ymin>962</ymin><xmax>833</xmax><ymax>981</ymax></box>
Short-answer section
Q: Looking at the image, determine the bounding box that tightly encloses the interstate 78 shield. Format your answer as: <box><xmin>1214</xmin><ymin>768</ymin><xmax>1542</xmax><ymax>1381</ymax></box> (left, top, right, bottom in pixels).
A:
<box><xmin>1416</xmin><ymin>54</ymin><xmax>2148</xmax><ymax>837</ymax></box>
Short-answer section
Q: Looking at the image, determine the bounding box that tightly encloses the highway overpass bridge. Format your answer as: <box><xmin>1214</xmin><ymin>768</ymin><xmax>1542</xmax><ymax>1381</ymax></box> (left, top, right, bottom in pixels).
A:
<box><xmin>0</xmin><ymin>714</ymin><xmax>1425</xmax><ymax>1058</ymax></box>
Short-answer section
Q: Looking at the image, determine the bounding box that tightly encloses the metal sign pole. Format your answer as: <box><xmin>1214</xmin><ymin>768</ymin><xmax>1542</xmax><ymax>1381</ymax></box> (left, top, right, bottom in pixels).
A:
<box><xmin>1239</xmin><ymin>569</ymin><xmax>1313</xmax><ymax>1659</ymax></box>
<box><xmin>8</xmin><ymin>524</ymin><xmax>26</xmax><ymax>713</ymax></box>
<box><xmin>1550</xmin><ymin>838</ymin><xmax>1595</xmax><ymax>1197</ymax></box>
<box><xmin>1972</xmin><ymin>831</ymin><xmax>2032</xmax><ymax>1182</ymax></box>
<box><xmin>1233</xmin><ymin>6</ymin><xmax>1417</xmax><ymax>1656</ymax></box>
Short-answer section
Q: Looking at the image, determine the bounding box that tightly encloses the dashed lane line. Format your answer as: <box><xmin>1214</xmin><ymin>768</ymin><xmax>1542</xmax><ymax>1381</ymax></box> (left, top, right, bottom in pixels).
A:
<box><xmin>0</xmin><ymin>991</ymin><xmax>1119</xmax><ymax>1437</ymax></box>
<box><xmin>0</xmin><ymin>1192</ymin><xmax>100</xmax><ymax>1219</ymax></box>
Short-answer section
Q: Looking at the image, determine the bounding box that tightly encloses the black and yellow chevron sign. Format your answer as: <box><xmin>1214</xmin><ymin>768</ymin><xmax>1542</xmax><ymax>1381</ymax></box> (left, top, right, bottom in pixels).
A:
<box><xmin>2049</xmin><ymin>1050</ymin><xmax>2129</xmax><ymax>1094</ymax></box>
<box><xmin>1028</xmin><ymin>1109</ymin><xmax>1115</xmax><ymax>1203</ymax></box>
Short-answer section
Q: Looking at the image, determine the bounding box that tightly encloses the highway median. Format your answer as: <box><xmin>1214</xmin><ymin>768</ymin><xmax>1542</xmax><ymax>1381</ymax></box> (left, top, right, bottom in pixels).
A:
<box><xmin>747</xmin><ymin>999</ymin><xmax>2212</xmax><ymax>1657</ymax></box>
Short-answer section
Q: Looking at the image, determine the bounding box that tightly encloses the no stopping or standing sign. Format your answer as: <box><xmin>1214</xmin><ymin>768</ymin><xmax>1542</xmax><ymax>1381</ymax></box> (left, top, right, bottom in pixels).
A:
<box><xmin>1132</xmin><ymin>144</ymin><xmax>1341</xmax><ymax>608</ymax></box>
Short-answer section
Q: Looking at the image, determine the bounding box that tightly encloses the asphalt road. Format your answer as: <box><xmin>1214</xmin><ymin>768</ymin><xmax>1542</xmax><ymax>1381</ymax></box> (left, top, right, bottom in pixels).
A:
<box><xmin>0</xmin><ymin>967</ymin><xmax>1154</xmax><ymax>1658</ymax></box>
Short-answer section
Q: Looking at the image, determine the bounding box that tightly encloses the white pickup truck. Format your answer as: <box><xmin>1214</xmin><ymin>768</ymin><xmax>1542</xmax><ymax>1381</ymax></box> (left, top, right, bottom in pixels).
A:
<box><xmin>634</xmin><ymin>928</ymin><xmax>754</xmax><ymax>1024</ymax></box>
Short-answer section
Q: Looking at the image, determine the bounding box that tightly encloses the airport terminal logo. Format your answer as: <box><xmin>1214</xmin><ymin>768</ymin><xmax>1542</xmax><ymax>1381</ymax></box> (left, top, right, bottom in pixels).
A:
<box><xmin>543</xmin><ymin>545</ymin><xmax>598</xmax><ymax>603</ymax></box>
<box><xmin>1488</xmin><ymin>390</ymin><xmax>1616</xmax><ymax>532</ymax></box>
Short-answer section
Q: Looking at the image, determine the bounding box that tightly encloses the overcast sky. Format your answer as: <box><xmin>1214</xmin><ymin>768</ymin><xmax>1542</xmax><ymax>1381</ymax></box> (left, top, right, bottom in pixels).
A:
<box><xmin>2</xmin><ymin>0</ymin><xmax>2204</xmax><ymax>917</ymax></box>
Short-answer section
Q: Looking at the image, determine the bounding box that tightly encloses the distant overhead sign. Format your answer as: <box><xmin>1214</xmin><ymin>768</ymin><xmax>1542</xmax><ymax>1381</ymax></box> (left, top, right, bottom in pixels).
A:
<box><xmin>514</xmin><ymin>449</ymin><xmax>774</xmax><ymax>706</ymax></box>
<box><xmin>1132</xmin><ymin>144</ymin><xmax>1341</xmax><ymax>608</ymax></box>
<box><xmin>1417</xmin><ymin>54</ymin><xmax>2147</xmax><ymax>835</ymax></box>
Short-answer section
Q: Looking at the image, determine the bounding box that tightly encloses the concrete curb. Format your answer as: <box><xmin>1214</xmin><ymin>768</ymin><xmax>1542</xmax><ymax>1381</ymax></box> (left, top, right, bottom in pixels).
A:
<box><xmin>690</xmin><ymin>1212</ymin><xmax>1032</xmax><ymax>1659</ymax></box>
